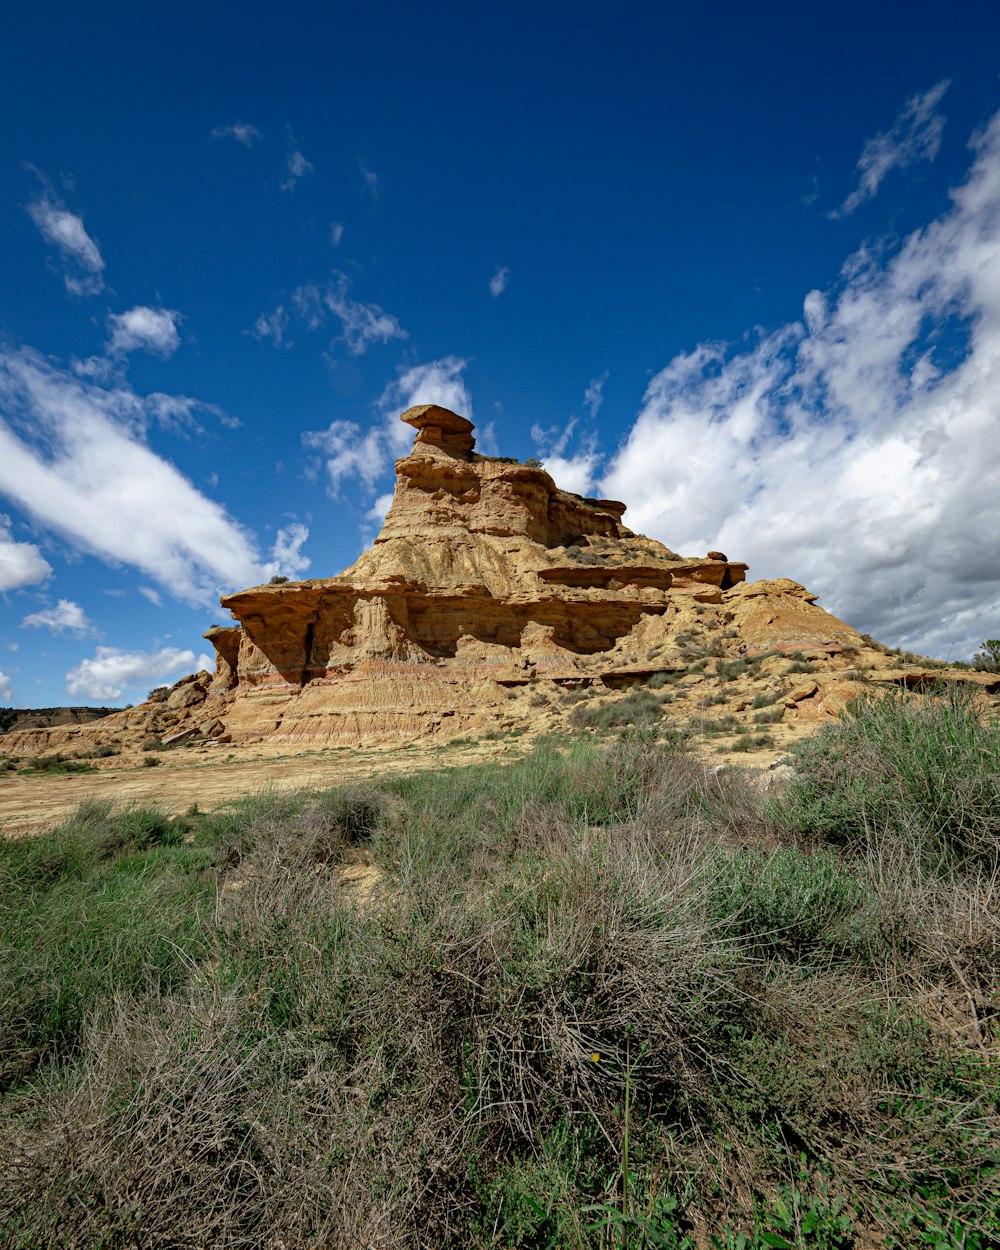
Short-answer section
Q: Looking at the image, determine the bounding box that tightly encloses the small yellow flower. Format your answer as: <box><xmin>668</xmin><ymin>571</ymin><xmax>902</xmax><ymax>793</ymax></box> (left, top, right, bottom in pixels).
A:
<box><xmin>591</xmin><ymin>1052</ymin><xmax>601</xmax><ymax>1063</ymax></box>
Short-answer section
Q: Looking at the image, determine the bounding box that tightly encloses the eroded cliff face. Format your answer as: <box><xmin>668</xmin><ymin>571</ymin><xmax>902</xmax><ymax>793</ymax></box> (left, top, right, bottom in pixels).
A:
<box><xmin>5</xmin><ymin>404</ymin><xmax>992</xmax><ymax>760</ymax></box>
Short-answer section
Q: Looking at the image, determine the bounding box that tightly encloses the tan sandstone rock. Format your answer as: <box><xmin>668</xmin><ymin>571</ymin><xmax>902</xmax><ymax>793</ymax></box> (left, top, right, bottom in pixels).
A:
<box><xmin>4</xmin><ymin>406</ymin><xmax>993</xmax><ymax>760</ymax></box>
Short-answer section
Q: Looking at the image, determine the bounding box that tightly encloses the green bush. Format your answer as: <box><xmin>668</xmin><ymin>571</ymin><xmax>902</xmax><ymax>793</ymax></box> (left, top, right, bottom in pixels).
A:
<box><xmin>568</xmin><ymin>688</ymin><xmax>663</xmax><ymax>732</ymax></box>
<box><xmin>778</xmin><ymin>686</ymin><xmax>1000</xmax><ymax>870</ymax></box>
<box><xmin>1</xmin><ymin>737</ymin><xmax>997</xmax><ymax>1246</ymax></box>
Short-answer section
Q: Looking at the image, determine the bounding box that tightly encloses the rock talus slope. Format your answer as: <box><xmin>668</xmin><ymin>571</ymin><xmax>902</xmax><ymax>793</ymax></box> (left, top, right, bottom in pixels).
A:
<box><xmin>4</xmin><ymin>405</ymin><xmax>997</xmax><ymax>759</ymax></box>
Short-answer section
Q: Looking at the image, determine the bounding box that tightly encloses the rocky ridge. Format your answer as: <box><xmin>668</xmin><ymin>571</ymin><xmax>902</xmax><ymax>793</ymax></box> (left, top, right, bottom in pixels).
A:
<box><xmin>4</xmin><ymin>405</ymin><xmax>998</xmax><ymax>762</ymax></box>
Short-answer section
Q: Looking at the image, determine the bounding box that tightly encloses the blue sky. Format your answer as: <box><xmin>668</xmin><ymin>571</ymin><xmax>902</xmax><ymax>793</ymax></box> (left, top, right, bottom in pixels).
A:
<box><xmin>2</xmin><ymin>1</ymin><xmax>1000</xmax><ymax>705</ymax></box>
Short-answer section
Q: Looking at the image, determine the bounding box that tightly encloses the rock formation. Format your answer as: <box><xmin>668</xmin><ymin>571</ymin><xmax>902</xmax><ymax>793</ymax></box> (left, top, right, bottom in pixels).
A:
<box><xmin>3</xmin><ymin>405</ymin><xmax>997</xmax><ymax>760</ymax></box>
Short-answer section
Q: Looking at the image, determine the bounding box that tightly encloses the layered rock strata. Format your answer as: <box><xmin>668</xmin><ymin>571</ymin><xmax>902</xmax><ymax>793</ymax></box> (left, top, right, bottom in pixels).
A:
<box><xmin>3</xmin><ymin>405</ymin><xmax>996</xmax><ymax>759</ymax></box>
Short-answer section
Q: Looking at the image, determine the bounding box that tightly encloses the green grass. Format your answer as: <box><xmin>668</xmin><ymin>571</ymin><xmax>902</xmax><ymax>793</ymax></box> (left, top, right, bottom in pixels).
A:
<box><xmin>777</xmin><ymin>684</ymin><xmax>1000</xmax><ymax>869</ymax></box>
<box><xmin>0</xmin><ymin>703</ymin><xmax>997</xmax><ymax>1248</ymax></box>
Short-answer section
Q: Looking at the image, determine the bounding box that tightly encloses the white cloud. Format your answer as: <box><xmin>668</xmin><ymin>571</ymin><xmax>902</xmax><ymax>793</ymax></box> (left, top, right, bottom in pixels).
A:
<box><xmin>107</xmin><ymin>306</ymin><xmax>182</xmax><ymax>358</ymax></box>
<box><xmin>266</xmin><ymin>522</ymin><xmax>310</xmax><ymax>578</ymax></box>
<box><xmin>584</xmin><ymin>371</ymin><xmax>608</xmax><ymax>418</ymax></box>
<box><xmin>26</xmin><ymin>192</ymin><xmax>105</xmax><ymax>295</ymax></box>
<box><xmin>253</xmin><ymin>304</ymin><xmax>290</xmax><ymax>347</ymax></box>
<box><xmin>195</xmin><ymin>652</ymin><xmax>214</xmax><ymax>673</ymax></box>
<box><xmin>0</xmin><ymin>515</ymin><xmax>52</xmax><ymax>592</ymax></box>
<box><xmin>531</xmin><ymin>417</ymin><xmax>601</xmax><ymax>496</ymax></box>
<box><xmin>360</xmin><ymin>161</ymin><xmax>380</xmax><ymax>200</ymax></box>
<box><xmin>304</xmin><ymin>357</ymin><xmax>473</xmax><ymax>496</ymax></box>
<box><xmin>366</xmin><ymin>493</ymin><xmax>394</xmax><ymax>525</ymax></box>
<box><xmin>330</xmin><ymin>221</ymin><xmax>344</xmax><ymax>247</ymax></box>
<box><xmin>323</xmin><ymin>272</ymin><xmax>407</xmax><ymax>355</ymax></box>
<box><xmin>0</xmin><ymin>348</ymin><xmax>278</xmax><ymax>604</ymax></box>
<box><xmin>489</xmin><ymin>265</ymin><xmax>509</xmax><ymax>297</ymax></box>
<box><xmin>836</xmin><ymin>80</ymin><xmax>950</xmax><ymax>216</ymax></box>
<box><xmin>138</xmin><ymin>586</ymin><xmax>163</xmax><ymax>606</ymax></box>
<box><xmin>211</xmin><ymin>122</ymin><xmax>262</xmax><ymax>147</ymax></box>
<box><xmin>302</xmin><ymin>419</ymin><xmax>387</xmax><ymax>491</ymax></box>
<box><xmin>380</xmin><ymin>356</ymin><xmax>472</xmax><ymax>419</ymax></box>
<box><xmin>281</xmin><ymin>149</ymin><xmax>314</xmax><ymax>192</ymax></box>
<box><xmin>66</xmin><ymin>645</ymin><xmax>195</xmax><ymax>701</ymax></box>
<box><xmin>22</xmin><ymin>598</ymin><xmax>91</xmax><ymax>634</ymax></box>
<box><xmin>600</xmin><ymin>104</ymin><xmax>1000</xmax><ymax>658</ymax></box>
<box><xmin>0</xmin><ymin>671</ymin><xmax>12</xmax><ymax>702</ymax></box>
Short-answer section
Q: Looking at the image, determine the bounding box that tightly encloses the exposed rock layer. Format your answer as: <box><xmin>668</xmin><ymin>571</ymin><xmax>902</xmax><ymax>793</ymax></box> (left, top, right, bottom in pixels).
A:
<box><xmin>4</xmin><ymin>406</ymin><xmax>996</xmax><ymax>759</ymax></box>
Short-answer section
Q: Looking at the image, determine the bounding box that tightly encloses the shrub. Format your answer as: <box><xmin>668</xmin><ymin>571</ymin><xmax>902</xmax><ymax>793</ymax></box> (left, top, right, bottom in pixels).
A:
<box><xmin>2</xmin><ymin>741</ymin><xmax>997</xmax><ymax>1245</ymax></box>
<box><xmin>778</xmin><ymin>686</ymin><xmax>1000</xmax><ymax>870</ymax></box>
<box><xmin>269</xmin><ymin>574</ymin><xmax>290</xmax><ymax>584</ymax></box>
<box><xmin>972</xmin><ymin>638</ymin><xmax>1000</xmax><ymax>672</ymax></box>
<box><xmin>17</xmin><ymin>754</ymin><xmax>97</xmax><ymax>775</ymax></box>
<box><xmin>568</xmin><ymin>689</ymin><xmax>663</xmax><ymax>732</ymax></box>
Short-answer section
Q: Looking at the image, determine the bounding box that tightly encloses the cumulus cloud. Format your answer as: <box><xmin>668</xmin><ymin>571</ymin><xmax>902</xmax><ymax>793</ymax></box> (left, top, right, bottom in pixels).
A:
<box><xmin>0</xmin><ymin>671</ymin><xmax>12</xmax><ymax>701</ymax></box>
<box><xmin>267</xmin><ymin>522</ymin><xmax>310</xmax><ymax>578</ymax></box>
<box><xmin>489</xmin><ymin>265</ymin><xmax>509</xmax><ymax>297</ymax></box>
<box><xmin>304</xmin><ymin>357</ymin><xmax>473</xmax><ymax>495</ymax></box>
<box><xmin>0</xmin><ymin>515</ymin><xmax>52</xmax><ymax>592</ymax></box>
<box><xmin>0</xmin><ymin>348</ymin><xmax>278</xmax><ymax>604</ymax></box>
<box><xmin>107</xmin><ymin>306</ymin><xmax>182</xmax><ymax>358</ymax></box>
<box><xmin>836</xmin><ymin>80</ymin><xmax>950</xmax><ymax>216</ymax></box>
<box><xmin>26</xmin><ymin>190</ymin><xmax>105</xmax><ymax>295</ymax></box>
<box><xmin>66</xmin><ymin>645</ymin><xmax>195</xmax><ymax>701</ymax></box>
<box><xmin>380</xmin><ymin>356</ymin><xmax>472</xmax><ymax>418</ymax></box>
<box><xmin>281</xmin><ymin>149</ymin><xmax>314</xmax><ymax>192</ymax></box>
<box><xmin>600</xmin><ymin>105</ymin><xmax>1000</xmax><ymax>657</ymax></box>
<box><xmin>21</xmin><ymin>598</ymin><xmax>91</xmax><ymax>634</ymax></box>
<box><xmin>211</xmin><ymin>121</ymin><xmax>262</xmax><ymax>147</ymax></box>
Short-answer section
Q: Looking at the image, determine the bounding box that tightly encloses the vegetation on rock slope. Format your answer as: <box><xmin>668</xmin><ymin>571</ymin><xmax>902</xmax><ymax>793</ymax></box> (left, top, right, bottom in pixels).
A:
<box><xmin>0</xmin><ymin>688</ymin><xmax>997</xmax><ymax>1248</ymax></box>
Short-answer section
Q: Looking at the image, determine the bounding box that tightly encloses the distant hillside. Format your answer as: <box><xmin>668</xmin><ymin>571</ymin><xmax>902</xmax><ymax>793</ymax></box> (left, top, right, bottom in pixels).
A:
<box><xmin>0</xmin><ymin>706</ymin><xmax>117</xmax><ymax>734</ymax></box>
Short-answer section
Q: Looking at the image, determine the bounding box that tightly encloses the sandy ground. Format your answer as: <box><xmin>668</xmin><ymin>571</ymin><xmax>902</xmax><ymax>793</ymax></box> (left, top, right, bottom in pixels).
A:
<box><xmin>0</xmin><ymin>728</ymin><xmax>788</xmax><ymax>839</ymax></box>
<box><xmin>0</xmin><ymin>738</ymin><xmax>534</xmax><ymax>837</ymax></box>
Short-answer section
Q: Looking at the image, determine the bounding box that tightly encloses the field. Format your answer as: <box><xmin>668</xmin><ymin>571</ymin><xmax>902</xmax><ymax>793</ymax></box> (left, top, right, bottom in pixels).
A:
<box><xmin>0</xmin><ymin>687</ymin><xmax>997</xmax><ymax>1248</ymax></box>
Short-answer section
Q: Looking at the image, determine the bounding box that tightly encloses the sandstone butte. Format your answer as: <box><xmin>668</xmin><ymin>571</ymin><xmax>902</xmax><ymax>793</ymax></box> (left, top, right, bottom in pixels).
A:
<box><xmin>3</xmin><ymin>405</ymin><xmax>999</xmax><ymax>762</ymax></box>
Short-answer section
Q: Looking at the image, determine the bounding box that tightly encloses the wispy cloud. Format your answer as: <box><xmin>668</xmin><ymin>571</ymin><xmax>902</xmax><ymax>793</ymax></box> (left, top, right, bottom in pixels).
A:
<box><xmin>489</xmin><ymin>265</ymin><xmax>509</xmax><ymax>297</ymax></box>
<box><xmin>107</xmin><ymin>306</ymin><xmax>182</xmax><ymax>358</ymax></box>
<box><xmin>583</xmin><ymin>371</ymin><xmax>608</xmax><ymax>418</ymax></box>
<box><xmin>281</xmin><ymin>148</ymin><xmax>314</xmax><ymax>192</ymax></box>
<box><xmin>835</xmin><ymin>80</ymin><xmax>950</xmax><ymax>216</ymax></box>
<box><xmin>66</xmin><ymin>645</ymin><xmax>195</xmax><ymax>701</ymax></box>
<box><xmin>600</xmin><ymin>104</ymin><xmax>1000</xmax><ymax>657</ymax></box>
<box><xmin>0</xmin><ymin>348</ymin><xmax>282</xmax><ymax>604</ymax></box>
<box><xmin>259</xmin><ymin>273</ymin><xmax>406</xmax><ymax>356</ymax></box>
<box><xmin>531</xmin><ymin>416</ymin><xmax>601</xmax><ymax>496</ymax></box>
<box><xmin>26</xmin><ymin>186</ymin><xmax>105</xmax><ymax>296</ymax></box>
<box><xmin>253</xmin><ymin>305</ymin><xmax>290</xmax><ymax>347</ymax></box>
<box><xmin>330</xmin><ymin>221</ymin><xmax>344</xmax><ymax>247</ymax></box>
<box><xmin>0</xmin><ymin>515</ymin><xmax>52</xmax><ymax>592</ymax></box>
<box><xmin>21</xmin><ymin>598</ymin><xmax>91</xmax><ymax>634</ymax></box>
<box><xmin>323</xmin><ymin>271</ymin><xmax>407</xmax><ymax>355</ymax></box>
<box><xmin>138</xmin><ymin>586</ymin><xmax>162</xmax><ymax>606</ymax></box>
<box><xmin>360</xmin><ymin>160</ymin><xmax>380</xmax><ymax>200</ymax></box>
<box><xmin>304</xmin><ymin>356</ymin><xmax>472</xmax><ymax>495</ymax></box>
<box><xmin>211</xmin><ymin>121</ymin><xmax>262</xmax><ymax>147</ymax></box>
